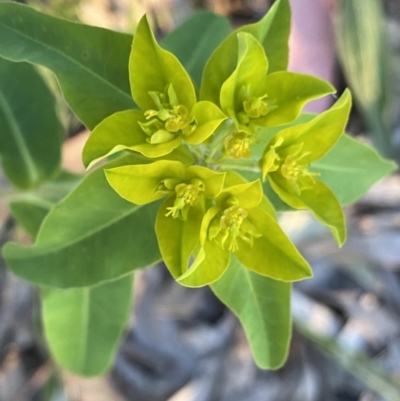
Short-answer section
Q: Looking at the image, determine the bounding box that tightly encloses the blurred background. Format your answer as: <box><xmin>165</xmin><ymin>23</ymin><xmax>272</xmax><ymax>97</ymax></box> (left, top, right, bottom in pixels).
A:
<box><xmin>1</xmin><ymin>0</ymin><xmax>400</xmax><ymax>400</ymax></box>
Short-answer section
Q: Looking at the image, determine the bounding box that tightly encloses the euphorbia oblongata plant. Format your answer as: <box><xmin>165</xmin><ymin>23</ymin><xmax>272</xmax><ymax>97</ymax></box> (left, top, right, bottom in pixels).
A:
<box><xmin>0</xmin><ymin>0</ymin><xmax>396</xmax><ymax>376</ymax></box>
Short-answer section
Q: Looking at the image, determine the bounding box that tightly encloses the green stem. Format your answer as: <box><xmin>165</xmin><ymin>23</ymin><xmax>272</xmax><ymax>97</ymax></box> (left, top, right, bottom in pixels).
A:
<box><xmin>213</xmin><ymin>160</ymin><xmax>261</xmax><ymax>173</ymax></box>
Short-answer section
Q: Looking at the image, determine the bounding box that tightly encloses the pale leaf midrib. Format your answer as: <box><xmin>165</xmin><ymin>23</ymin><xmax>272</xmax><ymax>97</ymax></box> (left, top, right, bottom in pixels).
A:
<box><xmin>35</xmin><ymin>204</ymin><xmax>142</xmax><ymax>252</ymax></box>
<box><xmin>0</xmin><ymin>21</ymin><xmax>132</xmax><ymax>103</ymax></box>
<box><xmin>313</xmin><ymin>163</ymin><xmax>366</xmax><ymax>174</ymax></box>
<box><xmin>242</xmin><ymin>268</ymin><xmax>270</xmax><ymax>347</ymax></box>
<box><xmin>0</xmin><ymin>90</ymin><xmax>40</xmax><ymax>184</ymax></box>
<box><xmin>79</xmin><ymin>288</ymin><xmax>90</xmax><ymax>372</ymax></box>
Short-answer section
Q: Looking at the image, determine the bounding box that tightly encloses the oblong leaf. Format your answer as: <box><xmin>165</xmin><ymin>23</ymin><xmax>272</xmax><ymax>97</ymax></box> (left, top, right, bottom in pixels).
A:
<box><xmin>161</xmin><ymin>11</ymin><xmax>231</xmax><ymax>87</ymax></box>
<box><xmin>41</xmin><ymin>274</ymin><xmax>133</xmax><ymax>376</ymax></box>
<box><xmin>2</xmin><ymin>155</ymin><xmax>161</xmax><ymax>288</ymax></box>
<box><xmin>9</xmin><ymin>171</ymin><xmax>82</xmax><ymax>238</ymax></box>
<box><xmin>10</xmin><ymin>197</ymin><xmax>53</xmax><ymax>239</ymax></box>
<box><xmin>244</xmin><ymin>0</ymin><xmax>291</xmax><ymax>74</ymax></box>
<box><xmin>211</xmin><ymin>256</ymin><xmax>292</xmax><ymax>369</ymax></box>
<box><xmin>0</xmin><ymin>58</ymin><xmax>62</xmax><ymax>188</ymax></box>
<box><xmin>0</xmin><ymin>2</ymin><xmax>135</xmax><ymax>129</ymax></box>
<box><xmin>312</xmin><ymin>134</ymin><xmax>397</xmax><ymax>205</ymax></box>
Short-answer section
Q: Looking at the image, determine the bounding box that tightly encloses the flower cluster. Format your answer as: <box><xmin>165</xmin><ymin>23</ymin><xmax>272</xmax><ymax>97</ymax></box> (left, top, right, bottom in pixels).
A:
<box><xmin>83</xmin><ymin>14</ymin><xmax>352</xmax><ymax>286</ymax></box>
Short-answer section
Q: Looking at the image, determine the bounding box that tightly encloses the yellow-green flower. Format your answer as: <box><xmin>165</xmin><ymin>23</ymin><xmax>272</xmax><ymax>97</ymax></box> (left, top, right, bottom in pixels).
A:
<box><xmin>82</xmin><ymin>16</ymin><xmax>227</xmax><ymax>169</ymax></box>
<box><xmin>217</xmin><ymin>32</ymin><xmax>335</xmax><ymax>159</ymax></box>
<box><xmin>260</xmin><ymin>89</ymin><xmax>352</xmax><ymax>245</ymax></box>
<box><xmin>178</xmin><ymin>172</ymin><xmax>313</xmax><ymax>287</ymax></box>
<box><xmin>105</xmin><ymin>160</ymin><xmax>225</xmax><ymax>278</ymax></box>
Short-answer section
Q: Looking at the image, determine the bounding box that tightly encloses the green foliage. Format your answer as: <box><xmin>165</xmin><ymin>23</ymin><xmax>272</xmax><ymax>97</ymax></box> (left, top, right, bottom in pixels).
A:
<box><xmin>41</xmin><ymin>275</ymin><xmax>133</xmax><ymax>376</ymax></box>
<box><xmin>313</xmin><ymin>134</ymin><xmax>397</xmax><ymax>205</ymax></box>
<box><xmin>0</xmin><ymin>2</ymin><xmax>134</xmax><ymax>129</ymax></box>
<box><xmin>260</xmin><ymin>90</ymin><xmax>352</xmax><ymax>245</ymax></box>
<box><xmin>3</xmin><ymin>155</ymin><xmax>160</xmax><ymax>288</ymax></box>
<box><xmin>211</xmin><ymin>256</ymin><xmax>291</xmax><ymax>369</ymax></box>
<box><xmin>0</xmin><ymin>0</ymin><xmax>397</xmax><ymax>378</ymax></box>
<box><xmin>10</xmin><ymin>198</ymin><xmax>52</xmax><ymax>238</ymax></box>
<box><xmin>0</xmin><ymin>58</ymin><xmax>62</xmax><ymax>188</ymax></box>
<box><xmin>161</xmin><ymin>11</ymin><xmax>231</xmax><ymax>87</ymax></box>
<box><xmin>219</xmin><ymin>32</ymin><xmax>335</xmax><ymax>132</ymax></box>
<box><xmin>10</xmin><ymin>195</ymin><xmax>133</xmax><ymax>378</ymax></box>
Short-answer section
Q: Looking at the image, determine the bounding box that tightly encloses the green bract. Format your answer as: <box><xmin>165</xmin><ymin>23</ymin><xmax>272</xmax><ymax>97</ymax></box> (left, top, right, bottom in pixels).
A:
<box><xmin>260</xmin><ymin>90</ymin><xmax>352</xmax><ymax>245</ymax></box>
<box><xmin>1</xmin><ymin>0</ymin><xmax>396</xmax><ymax>377</ymax></box>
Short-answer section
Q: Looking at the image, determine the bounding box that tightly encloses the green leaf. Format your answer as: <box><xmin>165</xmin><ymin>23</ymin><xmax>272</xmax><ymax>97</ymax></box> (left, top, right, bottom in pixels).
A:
<box><xmin>161</xmin><ymin>11</ymin><xmax>231</xmax><ymax>87</ymax></box>
<box><xmin>211</xmin><ymin>256</ymin><xmax>292</xmax><ymax>369</ymax></box>
<box><xmin>0</xmin><ymin>58</ymin><xmax>62</xmax><ymax>189</ymax></box>
<box><xmin>0</xmin><ymin>2</ymin><xmax>135</xmax><ymax>129</ymax></box>
<box><xmin>11</xmin><ymin>182</ymin><xmax>134</xmax><ymax>378</ymax></box>
<box><xmin>9</xmin><ymin>170</ymin><xmax>82</xmax><ymax>239</ymax></box>
<box><xmin>334</xmin><ymin>0</ymin><xmax>394</xmax><ymax>157</ymax></box>
<box><xmin>201</xmin><ymin>0</ymin><xmax>291</xmax><ymax>105</ymax></box>
<box><xmin>9</xmin><ymin>170</ymin><xmax>82</xmax><ymax>238</ymax></box>
<box><xmin>28</xmin><ymin>169</ymin><xmax>82</xmax><ymax>204</ymax></box>
<box><xmin>312</xmin><ymin>134</ymin><xmax>398</xmax><ymax>205</ymax></box>
<box><xmin>41</xmin><ymin>274</ymin><xmax>133</xmax><ymax>376</ymax></box>
<box><xmin>10</xmin><ymin>197</ymin><xmax>52</xmax><ymax>239</ymax></box>
<box><xmin>244</xmin><ymin>0</ymin><xmax>291</xmax><ymax>74</ymax></box>
<box><xmin>2</xmin><ymin>154</ymin><xmax>161</xmax><ymax>288</ymax></box>
<box><xmin>129</xmin><ymin>16</ymin><xmax>196</xmax><ymax>111</ymax></box>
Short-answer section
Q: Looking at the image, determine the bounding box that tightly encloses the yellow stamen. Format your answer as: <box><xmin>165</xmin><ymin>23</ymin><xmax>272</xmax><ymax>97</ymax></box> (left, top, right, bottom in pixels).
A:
<box><xmin>243</xmin><ymin>94</ymin><xmax>277</xmax><ymax>119</ymax></box>
<box><xmin>139</xmin><ymin>84</ymin><xmax>196</xmax><ymax>144</ymax></box>
<box><xmin>224</xmin><ymin>132</ymin><xmax>252</xmax><ymax>159</ymax></box>
<box><xmin>165</xmin><ymin>180</ymin><xmax>205</xmax><ymax>220</ymax></box>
